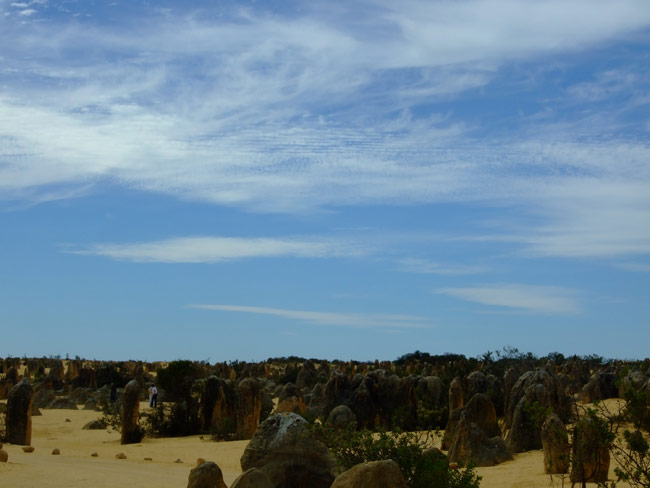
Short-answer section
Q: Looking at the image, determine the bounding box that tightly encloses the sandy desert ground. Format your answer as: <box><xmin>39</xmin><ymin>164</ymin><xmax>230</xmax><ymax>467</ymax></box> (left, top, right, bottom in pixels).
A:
<box><xmin>0</xmin><ymin>399</ymin><xmax>631</xmax><ymax>488</ymax></box>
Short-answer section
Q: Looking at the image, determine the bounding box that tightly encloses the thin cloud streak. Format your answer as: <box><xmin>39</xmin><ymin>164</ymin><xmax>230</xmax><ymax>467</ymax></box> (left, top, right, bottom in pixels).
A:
<box><xmin>0</xmin><ymin>1</ymin><xmax>649</xmax><ymax>260</ymax></box>
<box><xmin>189</xmin><ymin>304</ymin><xmax>431</xmax><ymax>329</ymax></box>
<box><xmin>396</xmin><ymin>258</ymin><xmax>487</xmax><ymax>276</ymax></box>
<box><xmin>436</xmin><ymin>283</ymin><xmax>581</xmax><ymax>315</ymax></box>
<box><xmin>69</xmin><ymin>236</ymin><xmax>371</xmax><ymax>263</ymax></box>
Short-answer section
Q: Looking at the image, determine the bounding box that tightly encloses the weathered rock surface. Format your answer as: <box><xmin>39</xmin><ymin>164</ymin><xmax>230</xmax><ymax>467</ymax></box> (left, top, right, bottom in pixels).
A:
<box><xmin>82</xmin><ymin>419</ymin><xmax>107</xmax><ymax>430</ymax></box>
<box><xmin>505</xmin><ymin>368</ymin><xmax>570</xmax><ymax>452</ymax></box>
<box><xmin>449</xmin><ymin>377</ymin><xmax>464</xmax><ymax>412</ymax></box>
<box><xmin>448</xmin><ymin>416</ymin><xmax>512</xmax><ymax>467</ymax></box>
<box><xmin>45</xmin><ymin>397</ymin><xmax>79</xmax><ymax>410</ymax></box>
<box><xmin>201</xmin><ymin>376</ymin><xmax>236</xmax><ymax>436</ymax></box>
<box><xmin>121</xmin><ymin>380</ymin><xmax>142</xmax><ymax>444</ymax></box>
<box><xmin>326</xmin><ymin>404</ymin><xmax>357</xmax><ymax>429</ymax></box>
<box><xmin>541</xmin><ymin>414</ymin><xmax>569</xmax><ymax>474</ymax></box>
<box><xmin>581</xmin><ymin>371</ymin><xmax>619</xmax><ymax>404</ymax></box>
<box><xmin>187</xmin><ymin>461</ymin><xmax>227</xmax><ymax>488</ymax></box>
<box><xmin>6</xmin><ymin>378</ymin><xmax>34</xmax><ymax>445</ymax></box>
<box><xmin>241</xmin><ymin>412</ymin><xmax>336</xmax><ymax>488</ymax></box>
<box><xmin>443</xmin><ymin>393</ymin><xmax>499</xmax><ymax>450</ymax></box>
<box><xmin>237</xmin><ymin>378</ymin><xmax>262</xmax><ymax>440</ymax></box>
<box><xmin>230</xmin><ymin>468</ymin><xmax>274</xmax><ymax>488</ymax></box>
<box><xmin>330</xmin><ymin>459</ymin><xmax>407</xmax><ymax>488</ymax></box>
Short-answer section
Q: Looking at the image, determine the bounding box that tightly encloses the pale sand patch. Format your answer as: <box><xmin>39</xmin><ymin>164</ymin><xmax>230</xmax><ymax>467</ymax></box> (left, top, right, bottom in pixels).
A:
<box><xmin>1</xmin><ymin>402</ymin><xmax>247</xmax><ymax>487</ymax></box>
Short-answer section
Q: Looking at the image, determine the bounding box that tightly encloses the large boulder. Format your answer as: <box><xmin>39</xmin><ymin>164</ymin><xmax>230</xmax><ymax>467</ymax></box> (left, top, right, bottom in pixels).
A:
<box><xmin>505</xmin><ymin>368</ymin><xmax>570</xmax><ymax>452</ymax></box>
<box><xmin>230</xmin><ymin>468</ymin><xmax>274</xmax><ymax>488</ymax></box>
<box><xmin>295</xmin><ymin>361</ymin><xmax>318</xmax><ymax>389</ymax></box>
<box><xmin>581</xmin><ymin>371</ymin><xmax>618</xmax><ymax>404</ymax></box>
<box><xmin>69</xmin><ymin>387</ymin><xmax>91</xmax><ymax>404</ymax></box>
<box><xmin>327</xmin><ymin>405</ymin><xmax>357</xmax><ymax>429</ymax></box>
<box><xmin>187</xmin><ymin>461</ymin><xmax>227</xmax><ymax>488</ymax></box>
<box><xmin>443</xmin><ymin>393</ymin><xmax>499</xmax><ymax>450</ymax></box>
<box><xmin>275</xmin><ymin>383</ymin><xmax>307</xmax><ymax>416</ymax></box>
<box><xmin>323</xmin><ymin>370</ymin><xmax>353</xmax><ymax>418</ymax></box>
<box><xmin>45</xmin><ymin>397</ymin><xmax>79</xmax><ymax>410</ymax></box>
<box><xmin>121</xmin><ymin>380</ymin><xmax>142</xmax><ymax>444</ymax></box>
<box><xmin>330</xmin><ymin>460</ymin><xmax>407</xmax><ymax>488</ymax></box>
<box><xmin>237</xmin><ymin>378</ymin><xmax>262</xmax><ymax>440</ymax></box>
<box><xmin>449</xmin><ymin>377</ymin><xmax>464</xmax><ymax>412</ymax></box>
<box><xmin>416</xmin><ymin>376</ymin><xmax>443</xmax><ymax>407</ymax></box>
<box><xmin>201</xmin><ymin>376</ymin><xmax>236</xmax><ymax>436</ymax></box>
<box><xmin>6</xmin><ymin>378</ymin><xmax>34</xmax><ymax>445</ymax></box>
<box><xmin>619</xmin><ymin>370</ymin><xmax>648</xmax><ymax>396</ymax></box>
<box><xmin>541</xmin><ymin>414</ymin><xmax>569</xmax><ymax>474</ymax></box>
<box><xmin>448</xmin><ymin>415</ymin><xmax>512</xmax><ymax>467</ymax></box>
<box><xmin>33</xmin><ymin>388</ymin><xmax>56</xmax><ymax>408</ymax></box>
<box><xmin>241</xmin><ymin>412</ymin><xmax>337</xmax><ymax>488</ymax></box>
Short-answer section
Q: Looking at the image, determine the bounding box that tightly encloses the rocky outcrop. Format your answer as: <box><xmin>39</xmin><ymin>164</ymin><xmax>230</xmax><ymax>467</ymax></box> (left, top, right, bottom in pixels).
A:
<box><xmin>82</xmin><ymin>419</ymin><xmax>107</xmax><ymax>430</ymax></box>
<box><xmin>327</xmin><ymin>404</ymin><xmax>357</xmax><ymax>429</ymax></box>
<box><xmin>230</xmin><ymin>468</ymin><xmax>274</xmax><ymax>488</ymax></box>
<box><xmin>201</xmin><ymin>376</ymin><xmax>236</xmax><ymax>436</ymax></box>
<box><xmin>187</xmin><ymin>461</ymin><xmax>227</xmax><ymax>488</ymax></box>
<box><xmin>275</xmin><ymin>382</ymin><xmax>307</xmax><ymax>415</ymax></box>
<box><xmin>296</xmin><ymin>360</ymin><xmax>318</xmax><ymax>389</ymax></box>
<box><xmin>241</xmin><ymin>412</ymin><xmax>336</xmax><ymax>488</ymax></box>
<box><xmin>541</xmin><ymin>414</ymin><xmax>569</xmax><ymax>474</ymax></box>
<box><xmin>330</xmin><ymin>459</ymin><xmax>407</xmax><ymax>488</ymax></box>
<box><xmin>505</xmin><ymin>368</ymin><xmax>570</xmax><ymax>452</ymax></box>
<box><xmin>323</xmin><ymin>370</ymin><xmax>353</xmax><ymax>417</ymax></box>
<box><xmin>6</xmin><ymin>378</ymin><xmax>34</xmax><ymax>445</ymax></box>
<box><xmin>45</xmin><ymin>397</ymin><xmax>79</xmax><ymax>410</ymax></box>
<box><xmin>237</xmin><ymin>378</ymin><xmax>262</xmax><ymax>440</ymax></box>
<box><xmin>121</xmin><ymin>380</ymin><xmax>142</xmax><ymax>444</ymax></box>
<box><xmin>449</xmin><ymin>377</ymin><xmax>464</xmax><ymax>412</ymax></box>
<box><xmin>448</xmin><ymin>415</ymin><xmax>512</xmax><ymax>467</ymax></box>
<box><xmin>443</xmin><ymin>393</ymin><xmax>499</xmax><ymax>450</ymax></box>
<box><xmin>581</xmin><ymin>371</ymin><xmax>618</xmax><ymax>404</ymax></box>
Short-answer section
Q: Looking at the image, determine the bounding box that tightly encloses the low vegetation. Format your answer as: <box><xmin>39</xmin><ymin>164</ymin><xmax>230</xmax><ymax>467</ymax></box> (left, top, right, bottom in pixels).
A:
<box><xmin>311</xmin><ymin>422</ymin><xmax>481</xmax><ymax>488</ymax></box>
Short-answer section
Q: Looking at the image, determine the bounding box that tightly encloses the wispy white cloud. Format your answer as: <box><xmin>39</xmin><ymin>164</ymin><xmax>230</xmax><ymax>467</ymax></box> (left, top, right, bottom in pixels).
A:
<box><xmin>1</xmin><ymin>0</ymin><xmax>649</xmax><ymax>261</ymax></box>
<box><xmin>396</xmin><ymin>258</ymin><xmax>487</xmax><ymax>275</ymax></box>
<box><xmin>189</xmin><ymin>303</ymin><xmax>431</xmax><ymax>328</ymax></box>
<box><xmin>567</xmin><ymin>70</ymin><xmax>642</xmax><ymax>102</ymax></box>
<box><xmin>617</xmin><ymin>262</ymin><xmax>650</xmax><ymax>272</ymax></box>
<box><xmin>68</xmin><ymin>236</ymin><xmax>371</xmax><ymax>263</ymax></box>
<box><xmin>436</xmin><ymin>283</ymin><xmax>581</xmax><ymax>314</ymax></box>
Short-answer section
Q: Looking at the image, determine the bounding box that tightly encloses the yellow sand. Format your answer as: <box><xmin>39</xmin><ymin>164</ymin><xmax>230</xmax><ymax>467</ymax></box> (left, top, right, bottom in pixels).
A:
<box><xmin>0</xmin><ymin>399</ymin><xmax>633</xmax><ymax>487</ymax></box>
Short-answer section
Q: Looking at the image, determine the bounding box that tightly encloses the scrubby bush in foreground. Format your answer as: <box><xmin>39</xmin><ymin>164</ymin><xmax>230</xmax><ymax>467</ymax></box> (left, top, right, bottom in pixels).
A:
<box><xmin>311</xmin><ymin>423</ymin><xmax>481</xmax><ymax>488</ymax></box>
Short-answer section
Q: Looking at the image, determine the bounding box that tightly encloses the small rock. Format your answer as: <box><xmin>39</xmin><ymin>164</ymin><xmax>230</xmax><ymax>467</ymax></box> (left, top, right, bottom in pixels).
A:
<box><xmin>116</xmin><ymin>452</ymin><xmax>127</xmax><ymax>459</ymax></box>
<box><xmin>0</xmin><ymin>449</ymin><xmax>8</xmax><ymax>462</ymax></box>
<box><xmin>187</xmin><ymin>461</ymin><xmax>227</xmax><ymax>488</ymax></box>
<box><xmin>82</xmin><ymin>419</ymin><xmax>107</xmax><ymax>430</ymax></box>
<box><xmin>174</xmin><ymin>458</ymin><xmax>183</xmax><ymax>463</ymax></box>
<box><xmin>91</xmin><ymin>452</ymin><xmax>99</xmax><ymax>457</ymax></box>
<box><xmin>65</xmin><ymin>418</ymin><xmax>71</xmax><ymax>422</ymax></box>
<box><xmin>144</xmin><ymin>457</ymin><xmax>153</xmax><ymax>461</ymax></box>
<box><xmin>52</xmin><ymin>448</ymin><xmax>61</xmax><ymax>455</ymax></box>
<box><xmin>22</xmin><ymin>446</ymin><xmax>35</xmax><ymax>453</ymax></box>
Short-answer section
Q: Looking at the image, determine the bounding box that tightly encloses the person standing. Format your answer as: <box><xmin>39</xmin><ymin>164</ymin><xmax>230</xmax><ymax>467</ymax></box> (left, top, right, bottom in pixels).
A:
<box><xmin>149</xmin><ymin>383</ymin><xmax>158</xmax><ymax>407</ymax></box>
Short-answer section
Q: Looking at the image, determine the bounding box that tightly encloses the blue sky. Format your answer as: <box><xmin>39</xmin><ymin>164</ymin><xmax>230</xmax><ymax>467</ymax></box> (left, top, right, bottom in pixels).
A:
<box><xmin>1</xmin><ymin>0</ymin><xmax>649</xmax><ymax>362</ymax></box>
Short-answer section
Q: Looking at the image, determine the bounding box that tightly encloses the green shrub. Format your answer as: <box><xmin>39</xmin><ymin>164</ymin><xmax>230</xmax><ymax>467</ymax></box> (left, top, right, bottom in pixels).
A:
<box><xmin>156</xmin><ymin>360</ymin><xmax>204</xmax><ymax>401</ymax></box>
<box><xmin>311</xmin><ymin>423</ymin><xmax>481</xmax><ymax>488</ymax></box>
